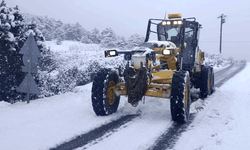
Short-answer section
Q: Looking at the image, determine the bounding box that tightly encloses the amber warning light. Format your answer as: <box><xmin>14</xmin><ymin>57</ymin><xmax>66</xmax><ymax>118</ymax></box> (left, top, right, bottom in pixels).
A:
<box><xmin>168</xmin><ymin>13</ymin><xmax>182</xmax><ymax>19</ymax></box>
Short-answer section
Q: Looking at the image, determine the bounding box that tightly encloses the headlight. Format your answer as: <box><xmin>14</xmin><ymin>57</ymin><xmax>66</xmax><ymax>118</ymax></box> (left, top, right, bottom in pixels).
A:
<box><xmin>162</xmin><ymin>21</ymin><xmax>171</xmax><ymax>26</ymax></box>
<box><xmin>109</xmin><ymin>51</ymin><xmax>116</xmax><ymax>56</ymax></box>
<box><xmin>178</xmin><ymin>20</ymin><xmax>183</xmax><ymax>25</ymax></box>
<box><xmin>163</xmin><ymin>50</ymin><xmax>171</xmax><ymax>55</ymax></box>
<box><xmin>105</xmin><ymin>50</ymin><xmax>118</xmax><ymax>57</ymax></box>
<box><xmin>173</xmin><ymin>21</ymin><xmax>178</xmax><ymax>25</ymax></box>
<box><xmin>161</xmin><ymin>21</ymin><xmax>167</xmax><ymax>26</ymax></box>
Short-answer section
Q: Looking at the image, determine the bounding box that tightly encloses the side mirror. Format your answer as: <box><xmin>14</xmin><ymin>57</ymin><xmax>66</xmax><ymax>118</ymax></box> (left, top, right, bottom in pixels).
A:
<box><xmin>105</xmin><ymin>50</ymin><xmax>118</xmax><ymax>57</ymax></box>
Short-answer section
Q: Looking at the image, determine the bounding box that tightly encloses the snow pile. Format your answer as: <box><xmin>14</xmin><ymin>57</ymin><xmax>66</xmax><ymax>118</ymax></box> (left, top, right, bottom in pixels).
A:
<box><xmin>0</xmin><ymin>101</ymin><xmax>11</xmax><ymax>108</ymax></box>
<box><xmin>204</xmin><ymin>53</ymin><xmax>231</xmax><ymax>70</ymax></box>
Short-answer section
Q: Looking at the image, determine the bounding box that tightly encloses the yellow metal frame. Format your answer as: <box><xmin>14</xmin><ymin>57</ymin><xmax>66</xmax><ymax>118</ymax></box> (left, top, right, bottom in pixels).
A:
<box><xmin>114</xmin><ymin>82</ymin><xmax>172</xmax><ymax>99</ymax></box>
<box><xmin>151</xmin><ymin>70</ymin><xmax>174</xmax><ymax>84</ymax></box>
<box><xmin>112</xmin><ymin>45</ymin><xmax>183</xmax><ymax>99</ymax></box>
<box><xmin>196</xmin><ymin>50</ymin><xmax>204</xmax><ymax>72</ymax></box>
<box><xmin>107</xmin><ymin>81</ymin><xmax>116</xmax><ymax>105</ymax></box>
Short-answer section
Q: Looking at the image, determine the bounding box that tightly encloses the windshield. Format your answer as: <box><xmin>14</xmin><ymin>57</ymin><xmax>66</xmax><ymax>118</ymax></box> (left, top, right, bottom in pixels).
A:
<box><xmin>157</xmin><ymin>24</ymin><xmax>181</xmax><ymax>41</ymax></box>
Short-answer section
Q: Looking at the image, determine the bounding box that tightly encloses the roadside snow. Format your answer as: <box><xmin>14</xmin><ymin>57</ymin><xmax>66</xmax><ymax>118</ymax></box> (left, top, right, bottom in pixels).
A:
<box><xmin>0</xmin><ymin>83</ymin><xmax>125</xmax><ymax>150</ymax></box>
<box><xmin>172</xmin><ymin>63</ymin><xmax>250</xmax><ymax>150</ymax></box>
<box><xmin>0</xmin><ymin>101</ymin><xmax>11</xmax><ymax>108</ymax></box>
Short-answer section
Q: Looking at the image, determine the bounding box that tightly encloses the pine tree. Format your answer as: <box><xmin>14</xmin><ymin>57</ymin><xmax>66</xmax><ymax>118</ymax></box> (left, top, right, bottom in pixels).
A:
<box><xmin>74</xmin><ymin>22</ymin><xmax>84</xmax><ymax>41</ymax></box>
<box><xmin>0</xmin><ymin>1</ymin><xmax>23</xmax><ymax>102</ymax></box>
<box><xmin>116</xmin><ymin>36</ymin><xmax>127</xmax><ymax>49</ymax></box>
<box><xmin>80</xmin><ymin>34</ymin><xmax>92</xmax><ymax>44</ymax></box>
<box><xmin>100</xmin><ymin>28</ymin><xmax>116</xmax><ymax>48</ymax></box>
<box><xmin>89</xmin><ymin>28</ymin><xmax>101</xmax><ymax>44</ymax></box>
<box><xmin>54</xmin><ymin>26</ymin><xmax>65</xmax><ymax>44</ymax></box>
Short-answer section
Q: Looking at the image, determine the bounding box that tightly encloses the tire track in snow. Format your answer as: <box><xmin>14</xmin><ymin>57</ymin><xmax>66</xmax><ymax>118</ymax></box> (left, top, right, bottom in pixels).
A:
<box><xmin>49</xmin><ymin>114</ymin><xmax>139</xmax><ymax>150</ymax></box>
<box><xmin>148</xmin><ymin>62</ymin><xmax>246</xmax><ymax>150</ymax></box>
<box><xmin>147</xmin><ymin>114</ymin><xmax>195</xmax><ymax>150</ymax></box>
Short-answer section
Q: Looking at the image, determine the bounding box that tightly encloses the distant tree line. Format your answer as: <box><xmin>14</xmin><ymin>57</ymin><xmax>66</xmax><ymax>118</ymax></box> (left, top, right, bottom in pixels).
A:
<box><xmin>23</xmin><ymin>14</ymin><xmax>145</xmax><ymax>49</ymax></box>
<box><xmin>0</xmin><ymin>0</ymin><xmax>145</xmax><ymax>103</ymax></box>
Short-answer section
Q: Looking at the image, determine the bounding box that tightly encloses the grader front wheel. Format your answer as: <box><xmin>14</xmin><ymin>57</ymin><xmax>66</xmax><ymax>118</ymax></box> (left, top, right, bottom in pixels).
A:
<box><xmin>91</xmin><ymin>69</ymin><xmax>120</xmax><ymax>116</ymax></box>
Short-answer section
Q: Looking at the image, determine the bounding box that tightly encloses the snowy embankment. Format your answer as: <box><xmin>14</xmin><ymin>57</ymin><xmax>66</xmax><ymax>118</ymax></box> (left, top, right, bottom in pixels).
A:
<box><xmin>0</xmin><ymin>83</ymin><xmax>123</xmax><ymax>150</ymax></box>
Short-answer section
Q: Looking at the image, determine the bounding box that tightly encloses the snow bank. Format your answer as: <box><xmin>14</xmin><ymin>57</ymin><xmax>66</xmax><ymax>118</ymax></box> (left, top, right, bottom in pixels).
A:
<box><xmin>0</xmin><ymin>101</ymin><xmax>11</xmax><ymax>108</ymax></box>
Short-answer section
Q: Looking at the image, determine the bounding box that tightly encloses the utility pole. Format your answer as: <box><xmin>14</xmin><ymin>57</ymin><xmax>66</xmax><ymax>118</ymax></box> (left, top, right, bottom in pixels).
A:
<box><xmin>218</xmin><ymin>14</ymin><xmax>226</xmax><ymax>53</ymax></box>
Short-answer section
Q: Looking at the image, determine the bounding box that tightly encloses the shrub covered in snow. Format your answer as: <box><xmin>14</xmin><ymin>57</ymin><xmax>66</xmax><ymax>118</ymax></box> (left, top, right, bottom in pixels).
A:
<box><xmin>204</xmin><ymin>53</ymin><xmax>231</xmax><ymax>69</ymax></box>
<box><xmin>37</xmin><ymin>41</ymin><xmax>125</xmax><ymax>98</ymax></box>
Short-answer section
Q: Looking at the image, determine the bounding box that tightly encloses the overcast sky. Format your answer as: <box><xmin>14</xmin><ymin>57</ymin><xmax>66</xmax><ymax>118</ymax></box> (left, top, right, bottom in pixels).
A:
<box><xmin>7</xmin><ymin>0</ymin><xmax>250</xmax><ymax>61</ymax></box>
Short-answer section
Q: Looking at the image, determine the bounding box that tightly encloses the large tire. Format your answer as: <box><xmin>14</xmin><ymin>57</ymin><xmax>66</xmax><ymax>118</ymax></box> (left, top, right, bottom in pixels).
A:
<box><xmin>210</xmin><ymin>67</ymin><xmax>215</xmax><ymax>93</ymax></box>
<box><xmin>170</xmin><ymin>71</ymin><xmax>191</xmax><ymax>124</ymax></box>
<box><xmin>200</xmin><ymin>66</ymin><xmax>211</xmax><ymax>98</ymax></box>
<box><xmin>91</xmin><ymin>68</ymin><xmax>120</xmax><ymax>116</ymax></box>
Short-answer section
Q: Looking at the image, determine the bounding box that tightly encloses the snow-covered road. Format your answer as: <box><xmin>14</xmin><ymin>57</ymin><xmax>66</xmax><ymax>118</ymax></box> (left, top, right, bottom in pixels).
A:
<box><xmin>0</xmin><ymin>62</ymin><xmax>248</xmax><ymax>150</ymax></box>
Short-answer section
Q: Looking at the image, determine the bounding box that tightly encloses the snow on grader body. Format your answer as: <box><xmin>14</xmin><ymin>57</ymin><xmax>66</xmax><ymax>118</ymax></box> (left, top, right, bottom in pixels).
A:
<box><xmin>91</xmin><ymin>14</ymin><xmax>215</xmax><ymax>123</ymax></box>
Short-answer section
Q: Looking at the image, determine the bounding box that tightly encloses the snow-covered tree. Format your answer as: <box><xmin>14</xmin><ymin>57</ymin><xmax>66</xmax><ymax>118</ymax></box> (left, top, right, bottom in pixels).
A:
<box><xmin>127</xmin><ymin>33</ymin><xmax>144</xmax><ymax>48</ymax></box>
<box><xmin>81</xmin><ymin>34</ymin><xmax>92</xmax><ymax>44</ymax></box>
<box><xmin>53</xmin><ymin>26</ymin><xmax>65</xmax><ymax>44</ymax></box>
<box><xmin>63</xmin><ymin>22</ymin><xmax>84</xmax><ymax>41</ymax></box>
<box><xmin>89</xmin><ymin>28</ymin><xmax>101</xmax><ymax>44</ymax></box>
<box><xmin>100</xmin><ymin>27</ymin><xmax>117</xmax><ymax>48</ymax></box>
<box><xmin>0</xmin><ymin>1</ymin><xmax>45</xmax><ymax>102</ymax></box>
<box><xmin>116</xmin><ymin>36</ymin><xmax>127</xmax><ymax>49</ymax></box>
<box><xmin>0</xmin><ymin>1</ymin><xmax>25</xmax><ymax>102</ymax></box>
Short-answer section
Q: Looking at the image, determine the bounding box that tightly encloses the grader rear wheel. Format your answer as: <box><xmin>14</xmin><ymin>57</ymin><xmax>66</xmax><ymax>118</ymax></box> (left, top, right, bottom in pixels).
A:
<box><xmin>91</xmin><ymin>69</ymin><xmax>120</xmax><ymax>116</ymax></box>
<box><xmin>170</xmin><ymin>71</ymin><xmax>191</xmax><ymax>124</ymax></box>
<box><xmin>210</xmin><ymin>67</ymin><xmax>215</xmax><ymax>93</ymax></box>
<box><xmin>200</xmin><ymin>66</ymin><xmax>212</xmax><ymax>98</ymax></box>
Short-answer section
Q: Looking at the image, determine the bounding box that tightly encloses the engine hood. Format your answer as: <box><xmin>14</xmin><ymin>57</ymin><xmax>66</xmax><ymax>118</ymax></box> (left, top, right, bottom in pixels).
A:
<box><xmin>146</xmin><ymin>40</ymin><xmax>177</xmax><ymax>49</ymax></box>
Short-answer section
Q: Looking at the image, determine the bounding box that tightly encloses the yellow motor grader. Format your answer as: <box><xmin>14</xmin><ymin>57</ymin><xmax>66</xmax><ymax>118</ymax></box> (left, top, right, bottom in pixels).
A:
<box><xmin>91</xmin><ymin>14</ymin><xmax>214</xmax><ymax>123</ymax></box>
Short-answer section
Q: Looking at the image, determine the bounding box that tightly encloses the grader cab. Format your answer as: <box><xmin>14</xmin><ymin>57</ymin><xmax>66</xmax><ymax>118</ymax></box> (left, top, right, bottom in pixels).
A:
<box><xmin>91</xmin><ymin>14</ymin><xmax>215</xmax><ymax>123</ymax></box>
